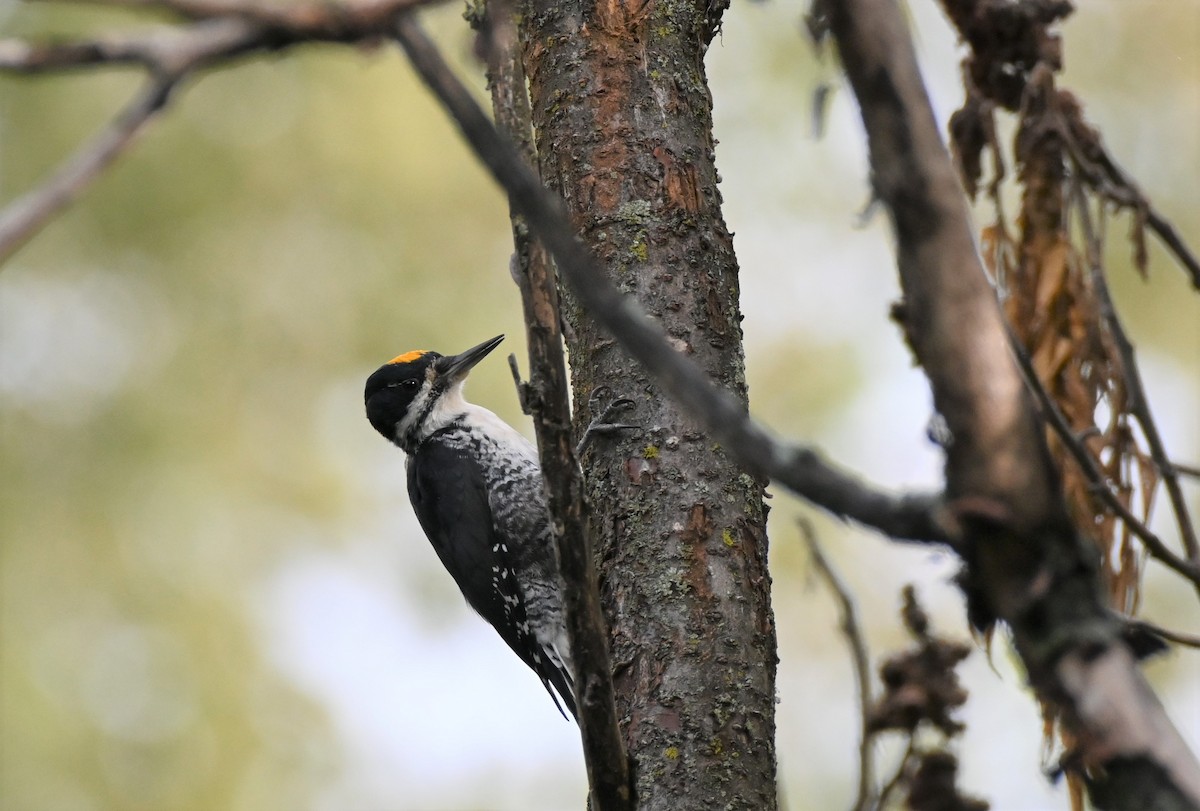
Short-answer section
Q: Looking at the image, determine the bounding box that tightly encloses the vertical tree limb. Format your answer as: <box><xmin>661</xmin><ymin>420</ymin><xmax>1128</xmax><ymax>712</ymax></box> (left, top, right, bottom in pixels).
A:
<box><xmin>511</xmin><ymin>2</ymin><xmax>782</xmax><ymax>805</ymax></box>
<box><xmin>471</xmin><ymin>6</ymin><xmax>632</xmax><ymax>808</ymax></box>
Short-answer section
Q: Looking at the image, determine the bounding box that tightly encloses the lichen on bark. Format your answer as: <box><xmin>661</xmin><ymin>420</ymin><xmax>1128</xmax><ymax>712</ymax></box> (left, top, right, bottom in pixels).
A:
<box><xmin>516</xmin><ymin>0</ymin><xmax>779</xmax><ymax>807</ymax></box>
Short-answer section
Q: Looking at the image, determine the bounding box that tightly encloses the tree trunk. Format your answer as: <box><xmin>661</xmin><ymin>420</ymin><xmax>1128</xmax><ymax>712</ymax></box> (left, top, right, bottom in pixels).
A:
<box><xmin>517</xmin><ymin>2</ymin><xmax>779</xmax><ymax>808</ymax></box>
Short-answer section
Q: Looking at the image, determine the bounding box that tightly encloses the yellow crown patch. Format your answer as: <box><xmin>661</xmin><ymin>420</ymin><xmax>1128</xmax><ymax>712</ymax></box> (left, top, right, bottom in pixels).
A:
<box><xmin>387</xmin><ymin>350</ymin><xmax>431</xmax><ymax>365</ymax></box>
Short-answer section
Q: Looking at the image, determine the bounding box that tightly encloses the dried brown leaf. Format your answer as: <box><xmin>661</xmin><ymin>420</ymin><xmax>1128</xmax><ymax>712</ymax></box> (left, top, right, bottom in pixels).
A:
<box><xmin>1033</xmin><ymin>238</ymin><xmax>1071</xmax><ymax>316</ymax></box>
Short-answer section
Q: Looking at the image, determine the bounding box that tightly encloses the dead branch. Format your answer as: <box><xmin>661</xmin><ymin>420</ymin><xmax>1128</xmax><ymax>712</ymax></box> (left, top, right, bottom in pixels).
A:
<box><xmin>937</xmin><ymin>0</ymin><xmax>1200</xmax><ymax>290</ymax></box>
<box><xmin>1124</xmin><ymin>619</ymin><xmax>1200</xmax><ymax>652</ymax></box>
<box><xmin>800</xmin><ymin>520</ymin><xmax>876</xmax><ymax>811</ymax></box>
<box><xmin>26</xmin><ymin>0</ymin><xmax>438</xmax><ymax>32</ymax></box>
<box><xmin>1173</xmin><ymin>462</ymin><xmax>1200</xmax><ymax>480</ymax></box>
<box><xmin>1059</xmin><ymin>117</ymin><xmax>1200</xmax><ymax>291</ymax></box>
<box><xmin>0</xmin><ymin>0</ymin><xmax>447</xmax><ymax>265</ymax></box>
<box><xmin>877</xmin><ymin>736</ymin><xmax>918</xmax><ymax>810</ymax></box>
<box><xmin>0</xmin><ymin>22</ymin><xmax>251</xmax><ymax>72</ymax></box>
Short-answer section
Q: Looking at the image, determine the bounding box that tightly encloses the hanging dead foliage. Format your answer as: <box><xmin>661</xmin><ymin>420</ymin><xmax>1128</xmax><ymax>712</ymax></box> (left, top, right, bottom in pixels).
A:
<box><xmin>870</xmin><ymin>586</ymin><xmax>989</xmax><ymax>811</ymax></box>
<box><xmin>937</xmin><ymin>1</ymin><xmax>1200</xmax><ymax>807</ymax></box>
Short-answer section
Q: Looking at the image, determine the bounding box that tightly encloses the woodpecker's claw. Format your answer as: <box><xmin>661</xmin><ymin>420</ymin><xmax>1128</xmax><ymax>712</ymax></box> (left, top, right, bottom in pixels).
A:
<box><xmin>576</xmin><ymin>386</ymin><xmax>642</xmax><ymax>457</ymax></box>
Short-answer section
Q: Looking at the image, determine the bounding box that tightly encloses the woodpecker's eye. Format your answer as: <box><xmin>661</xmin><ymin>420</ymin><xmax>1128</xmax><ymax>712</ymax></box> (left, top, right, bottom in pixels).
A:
<box><xmin>388</xmin><ymin>378</ymin><xmax>419</xmax><ymax>391</ymax></box>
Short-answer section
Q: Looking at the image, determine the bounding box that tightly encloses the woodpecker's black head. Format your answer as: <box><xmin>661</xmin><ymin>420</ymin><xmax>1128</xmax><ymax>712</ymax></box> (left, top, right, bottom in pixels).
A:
<box><xmin>365</xmin><ymin>335</ymin><xmax>504</xmax><ymax>450</ymax></box>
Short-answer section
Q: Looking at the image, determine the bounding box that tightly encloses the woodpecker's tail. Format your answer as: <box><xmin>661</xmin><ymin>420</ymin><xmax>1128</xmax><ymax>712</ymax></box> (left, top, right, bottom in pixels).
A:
<box><xmin>540</xmin><ymin>645</ymin><xmax>577</xmax><ymax>721</ymax></box>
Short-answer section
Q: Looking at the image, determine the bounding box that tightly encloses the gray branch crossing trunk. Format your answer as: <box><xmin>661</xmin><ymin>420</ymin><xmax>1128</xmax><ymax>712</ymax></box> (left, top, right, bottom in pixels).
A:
<box><xmin>515</xmin><ymin>1</ymin><xmax>780</xmax><ymax>808</ymax></box>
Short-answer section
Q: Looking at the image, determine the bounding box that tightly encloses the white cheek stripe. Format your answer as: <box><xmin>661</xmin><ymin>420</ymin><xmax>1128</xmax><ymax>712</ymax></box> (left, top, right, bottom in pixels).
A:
<box><xmin>396</xmin><ymin>383</ymin><xmax>435</xmax><ymax>443</ymax></box>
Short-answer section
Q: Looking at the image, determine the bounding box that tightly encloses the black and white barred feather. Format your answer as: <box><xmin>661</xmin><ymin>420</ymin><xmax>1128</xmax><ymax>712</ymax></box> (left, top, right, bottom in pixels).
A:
<box><xmin>365</xmin><ymin>339</ymin><xmax>576</xmax><ymax>719</ymax></box>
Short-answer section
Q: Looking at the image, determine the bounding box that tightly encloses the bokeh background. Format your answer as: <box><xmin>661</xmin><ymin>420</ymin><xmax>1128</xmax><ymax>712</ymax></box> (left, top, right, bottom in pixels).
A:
<box><xmin>2</xmin><ymin>1</ymin><xmax>1197</xmax><ymax>809</ymax></box>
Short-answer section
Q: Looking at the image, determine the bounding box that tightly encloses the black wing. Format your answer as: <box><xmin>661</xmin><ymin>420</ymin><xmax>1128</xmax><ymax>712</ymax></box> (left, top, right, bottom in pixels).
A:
<box><xmin>407</xmin><ymin>436</ymin><xmax>575</xmax><ymax>719</ymax></box>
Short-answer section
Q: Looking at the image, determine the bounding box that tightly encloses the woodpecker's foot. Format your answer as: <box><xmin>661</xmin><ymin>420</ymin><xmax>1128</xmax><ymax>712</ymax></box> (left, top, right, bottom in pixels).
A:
<box><xmin>576</xmin><ymin>386</ymin><xmax>641</xmax><ymax>457</ymax></box>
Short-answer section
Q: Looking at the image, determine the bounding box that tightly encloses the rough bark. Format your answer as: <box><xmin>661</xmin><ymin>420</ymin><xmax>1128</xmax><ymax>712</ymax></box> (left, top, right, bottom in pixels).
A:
<box><xmin>515</xmin><ymin>2</ymin><xmax>779</xmax><ymax>808</ymax></box>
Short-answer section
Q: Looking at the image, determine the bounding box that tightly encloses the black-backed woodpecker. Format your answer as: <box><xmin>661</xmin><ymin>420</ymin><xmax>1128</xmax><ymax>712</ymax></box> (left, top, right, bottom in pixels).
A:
<box><xmin>364</xmin><ymin>335</ymin><xmax>576</xmax><ymax>719</ymax></box>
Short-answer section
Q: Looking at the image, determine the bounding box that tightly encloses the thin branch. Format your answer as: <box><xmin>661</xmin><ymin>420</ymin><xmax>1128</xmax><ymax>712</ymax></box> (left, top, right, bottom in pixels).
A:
<box><xmin>1004</xmin><ymin>318</ymin><xmax>1200</xmax><ymax>588</ymax></box>
<box><xmin>801</xmin><ymin>519</ymin><xmax>877</xmax><ymax>811</ymax></box>
<box><xmin>1072</xmin><ymin>187</ymin><xmax>1200</xmax><ymax>566</ymax></box>
<box><xmin>388</xmin><ymin>11</ymin><xmax>956</xmax><ymax>549</ymax></box>
<box><xmin>477</xmin><ymin>5</ymin><xmax>631</xmax><ymax>809</ymax></box>
<box><xmin>0</xmin><ymin>0</ymin><xmax>444</xmax><ymax>74</ymax></box>
<box><xmin>0</xmin><ymin>73</ymin><xmax>180</xmax><ymax>264</ymax></box>
<box><xmin>1125</xmin><ymin>619</ymin><xmax>1200</xmax><ymax>651</ymax></box>
<box><xmin>26</xmin><ymin>0</ymin><xmax>440</xmax><ymax>30</ymax></box>
<box><xmin>877</xmin><ymin>735</ymin><xmax>918</xmax><ymax>810</ymax></box>
<box><xmin>1142</xmin><ymin>208</ymin><xmax>1200</xmax><ymax>291</ymax></box>
<box><xmin>0</xmin><ymin>30</ymin><xmax>182</xmax><ymax>71</ymax></box>
<box><xmin>0</xmin><ymin>16</ymin><xmax>262</xmax><ymax>264</ymax></box>
<box><xmin>1173</xmin><ymin>462</ymin><xmax>1200</xmax><ymax>480</ymax></box>
<box><xmin>0</xmin><ymin>0</ymin><xmax>447</xmax><ymax>266</ymax></box>
<box><xmin>1059</xmin><ymin>122</ymin><xmax>1200</xmax><ymax>291</ymax></box>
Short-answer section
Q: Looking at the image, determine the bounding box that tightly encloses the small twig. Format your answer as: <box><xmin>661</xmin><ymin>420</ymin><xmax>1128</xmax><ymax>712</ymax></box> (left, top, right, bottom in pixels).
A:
<box><xmin>877</xmin><ymin>735</ymin><xmax>918</xmax><ymax>809</ymax></box>
<box><xmin>0</xmin><ymin>73</ymin><xmax>179</xmax><ymax>264</ymax></box>
<box><xmin>800</xmin><ymin>519</ymin><xmax>877</xmax><ymax>811</ymax></box>
<box><xmin>506</xmin><ymin>353</ymin><xmax>532</xmax><ymax>416</ymax></box>
<box><xmin>1072</xmin><ymin>187</ymin><xmax>1200</xmax><ymax>567</ymax></box>
<box><xmin>388</xmin><ymin>9</ymin><xmax>955</xmax><ymax>549</ymax></box>
<box><xmin>1173</xmin><ymin>462</ymin><xmax>1200</xmax><ymax>480</ymax></box>
<box><xmin>1142</xmin><ymin>208</ymin><xmax>1200</xmax><ymax>291</ymax></box>
<box><xmin>1004</xmin><ymin>319</ymin><xmax>1200</xmax><ymax>588</ymax></box>
<box><xmin>1125</xmin><ymin>619</ymin><xmax>1200</xmax><ymax>651</ymax></box>
<box><xmin>26</xmin><ymin>0</ymin><xmax>442</xmax><ymax>30</ymax></box>
<box><xmin>1059</xmin><ymin>124</ymin><xmax>1200</xmax><ymax>291</ymax></box>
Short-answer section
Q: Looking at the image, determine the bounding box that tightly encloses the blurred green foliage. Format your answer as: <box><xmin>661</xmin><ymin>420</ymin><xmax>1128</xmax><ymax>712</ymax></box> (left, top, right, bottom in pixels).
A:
<box><xmin>1</xmin><ymin>1</ymin><xmax>1196</xmax><ymax>809</ymax></box>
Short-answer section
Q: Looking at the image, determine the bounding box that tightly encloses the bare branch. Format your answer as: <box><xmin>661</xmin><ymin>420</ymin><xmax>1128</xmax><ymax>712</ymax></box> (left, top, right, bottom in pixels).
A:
<box><xmin>800</xmin><ymin>520</ymin><xmax>876</xmax><ymax>811</ymax></box>
<box><xmin>0</xmin><ymin>74</ymin><xmax>179</xmax><ymax>264</ymax></box>
<box><xmin>387</xmin><ymin>10</ymin><xmax>955</xmax><ymax>549</ymax></box>
<box><xmin>1125</xmin><ymin>619</ymin><xmax>1200</xmax><ymax>652</ymax></box>
<box><xmin>26</xmin><ymin>0</ymin><xmax>442</xmax><ymax>31</ymax></box>
<box><xmin>834</xmin><ymin>0</ymin><xmax>1059</xmax><ymax>532</ymax></box>
<box><xmin>1059</xmin><ymin>119</ymin><xmax>1200</xmax><ymax>291</ymax></box>
<box><xmin>1143</xmin><ymin>210</ymin><xmax>1200</xmax><ymax>290</ymax></box>
<box><xmin>0</xmin><ymin>30</ymin><xmax>176</xmax><ymax>71</ymax></box>
<box><xmin>0</xmin><ymin>0</ymin><xmax>448</xmax><ymax>265</ymax></box>
<box><xmin>1072</xmin><ymin>188</ymin><xmax>1200</xmax><ymax>566</ymax></box>
<box><xmin>1173</xmin><ymin>462</ymin><xmax>1200</xmax><ymax>480</ymax></box>
<box><xmin>877</xmin><ymin>735</ymin><xmax>918</xmax><ymax>810</ymax></box>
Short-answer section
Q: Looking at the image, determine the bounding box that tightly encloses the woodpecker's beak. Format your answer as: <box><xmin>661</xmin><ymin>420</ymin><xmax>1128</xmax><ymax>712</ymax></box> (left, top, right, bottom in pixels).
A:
<box><xmin>436</xmin><ymin>335</ymin><xmax>505</xmax><ymax>382</ymax></box>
